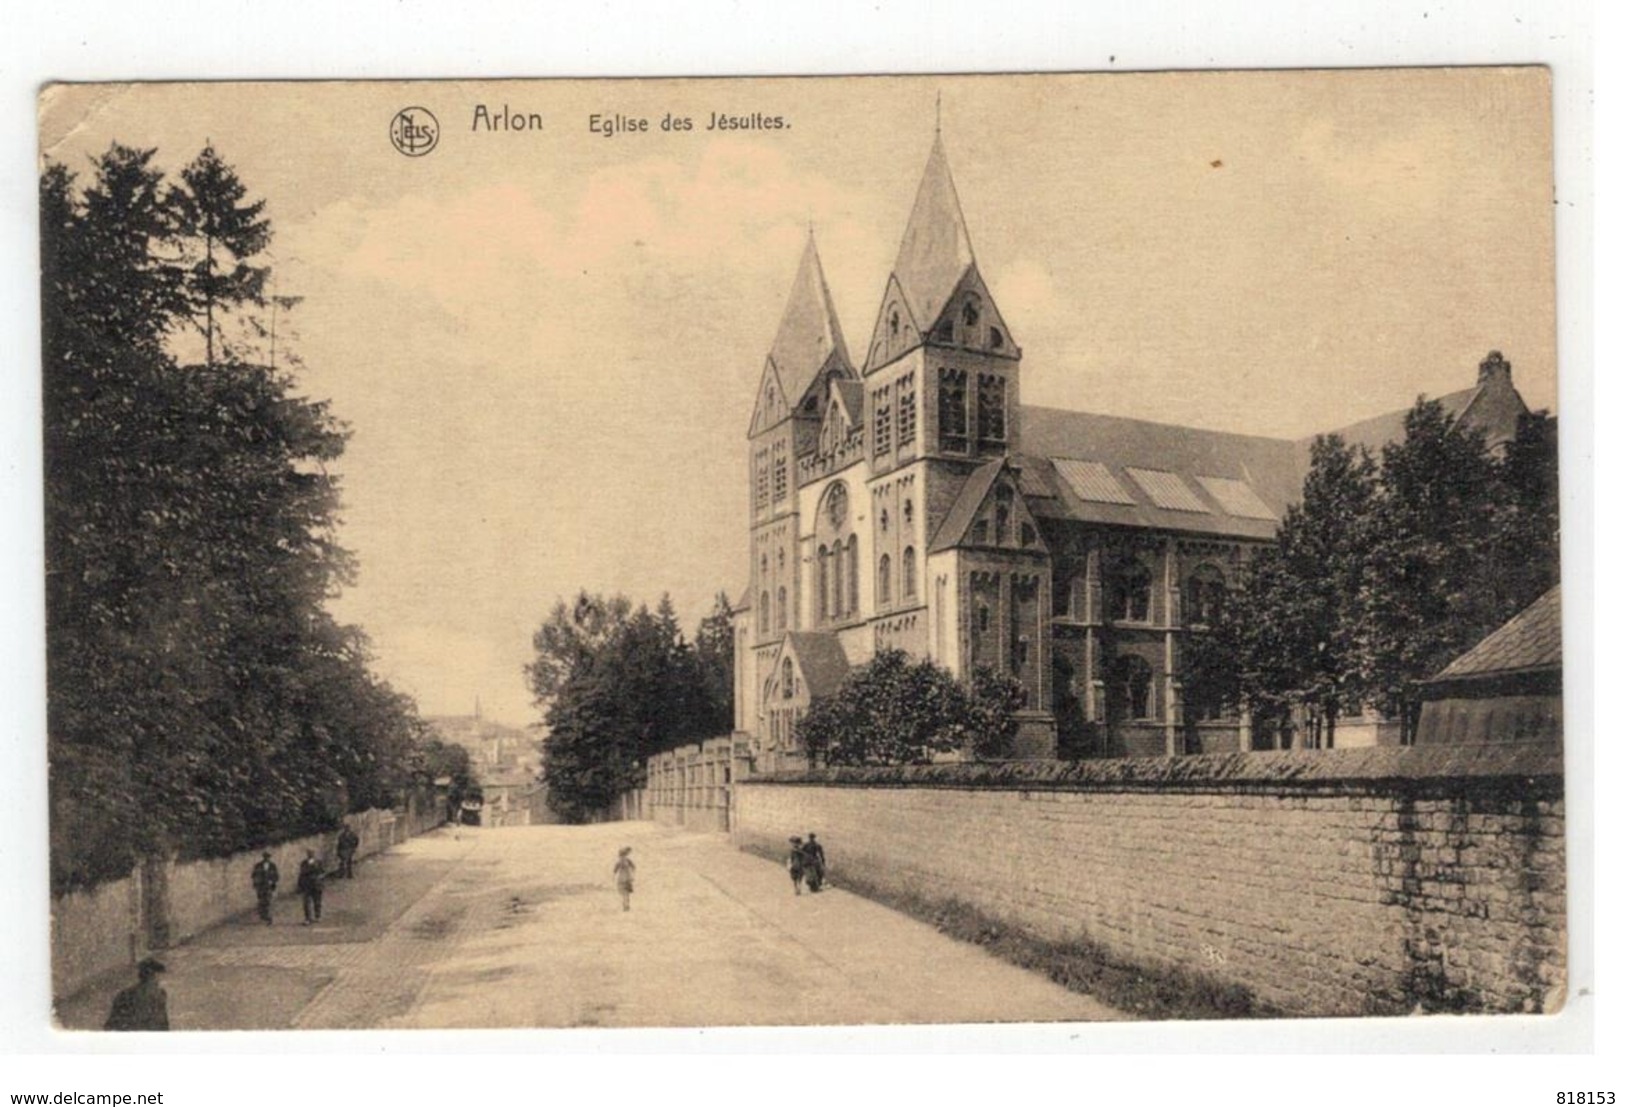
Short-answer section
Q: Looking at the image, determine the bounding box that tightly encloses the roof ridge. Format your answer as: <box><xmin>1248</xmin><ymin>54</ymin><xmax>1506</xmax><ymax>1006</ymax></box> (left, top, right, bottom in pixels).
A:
<box><xmin>1021</xmin><ymin>403</ymin><xmax>1297</xmax><ymax>450</ymax></box>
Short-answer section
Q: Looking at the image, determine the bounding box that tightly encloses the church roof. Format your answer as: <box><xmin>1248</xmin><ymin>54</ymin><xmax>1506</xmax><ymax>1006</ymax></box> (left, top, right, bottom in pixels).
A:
<box><xmin>783</xmin><ymin>631</ymin><xmax>851</xmax><ymax>699</ymax></box>
<box><xmin>832</xmin><ymin>378</ymin><xmax>865</xmax><ymax>424</ymax></box>
<box><xmin>1432</xmin><ymin>586</ymin><xmax>1562</xmax><ymax>681</ymax></box>
<box><xmin>1017</xmin><ymin>405</ymin><xmax>1301</xmax><ymax>541</ymax></box>
<box><xmin>891</xmin><ymin>134</ymin><xmax>977</xmax><ymax>335</ymax></box>
<box><xmin>1298</xmin><ymin>353</ymin><xmax>1531</xmax><ymax>468</ymax></box>
<box><xmin>928</xmin><ymin>458</ymin><xmax>1007</xmax><ymax>553</ymax></box>
<box><xmin>767</xmin><ymin>232</ymin><xmax>852</xmax><ymax>410</ymax></box>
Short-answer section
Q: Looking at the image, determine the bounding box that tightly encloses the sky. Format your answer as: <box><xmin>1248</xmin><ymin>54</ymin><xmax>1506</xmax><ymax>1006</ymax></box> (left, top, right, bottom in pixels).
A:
<box><xmin>36</xmin><ymin>70</ymin><xmax>1557</xmax><ymax>727</ymax></box>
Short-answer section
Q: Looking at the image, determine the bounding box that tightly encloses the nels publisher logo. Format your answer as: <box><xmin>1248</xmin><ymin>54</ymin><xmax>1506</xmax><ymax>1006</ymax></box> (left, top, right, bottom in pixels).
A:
<box><xmin>389</xmin><ymin>107</ymin><xmax>440</xmax><ymax>157</ymax></box>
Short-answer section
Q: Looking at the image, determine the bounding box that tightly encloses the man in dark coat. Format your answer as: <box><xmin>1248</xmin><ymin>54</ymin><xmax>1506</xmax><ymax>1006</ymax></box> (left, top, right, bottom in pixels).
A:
<box><xmin>336</xmin><ymin>823</ymin><xmax>360</xmax><ymax>879</ymax></box>
<box><xmin>803</xmin><ymin>833</ymin><xmax>827</xmax><ymax>893</ymax></box>
<box><xmin>296</xmin><ymin>849</ymin><xmax>325</xmax><ymax>925</ymax></box>
<box><xmin>104</xmin><ymin>958</ymin><xmax>169</xmax><ymax>1031</ymax></box>
<box><xmin>251</xmin><ymin>851</ymin><xmax>279</xmax><ymax>924</ymax></box>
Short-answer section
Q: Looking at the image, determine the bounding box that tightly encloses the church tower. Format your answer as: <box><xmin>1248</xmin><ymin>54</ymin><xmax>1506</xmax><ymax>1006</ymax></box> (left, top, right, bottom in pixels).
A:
<box><xmin>741</xmin><ymin>232</ymin><xmax>855</xmax><ymax>741</ymax></box>
<box><xmin>863</xmin><ymin>131</ymin><xmax>1021</xmax><ymax>470</ymax></box>
<box><xmin>861</xmin><ymin>130</ymin><xmax>1052</xmax><ymax>754</ymax></box>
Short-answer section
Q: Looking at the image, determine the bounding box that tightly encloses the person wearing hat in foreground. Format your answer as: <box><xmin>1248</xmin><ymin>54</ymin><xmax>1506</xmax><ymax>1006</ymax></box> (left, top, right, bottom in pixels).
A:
<box><xmin>251</xmin><ymin>850</ymin><xmax>279</xmax><ymax>924</ymax></box>
<box><xmin>613</xmin><ymin>846</ymin><xmax>636</xmax><ymax>912</ymax></box>
<box><xmin>787</xmin><ymin>836</ymin><xmax>806</xmax><ymax>896</ymax></box>
<box><xmin>104</xmin><ymin>957</ymin><xmax>169</xmax><ymax>1031</ymax></box>
<box><xmin>296</xmin><ymin>848</ymin><xmax>325</xmax><ymax>925</ymax></box>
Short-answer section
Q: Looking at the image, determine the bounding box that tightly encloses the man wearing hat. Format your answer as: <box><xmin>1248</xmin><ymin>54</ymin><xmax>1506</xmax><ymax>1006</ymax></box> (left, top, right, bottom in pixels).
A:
<box><xmin>251</xmin><ymin>851</ymin><xmax>279</xmax><ymax>924</ymax></box>
<box><xmin>104</xmin><ymin>958</ymin><xmax>169</xmax><ymax>1031</ymax></box>
<box><xmin>296</xmin><ymin>848</ymin><xmax>325</xmax><ymax>925</ymax></box>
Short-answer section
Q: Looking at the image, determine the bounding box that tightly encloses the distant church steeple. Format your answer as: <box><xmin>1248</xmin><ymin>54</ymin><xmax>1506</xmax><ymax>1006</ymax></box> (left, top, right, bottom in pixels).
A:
<box><xmin>865</xmin><ymin>129</ymin><xmax>1016</xmax><ymax>373</ymax></box>
<box><xmin>750</xmin><ymin>230</ymin><xmax>853</xmax><ymax>434</ymax></box>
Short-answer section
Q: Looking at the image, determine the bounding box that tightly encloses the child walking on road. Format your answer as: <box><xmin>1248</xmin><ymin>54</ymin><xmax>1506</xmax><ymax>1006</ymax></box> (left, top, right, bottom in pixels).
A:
<box><xmin>614</xmin><ymin>846</ymin><xmax>636</xmax><ymax>912</ymax></box>
<box><xmin>787</xmin><ymin>836</ymin><xmax>806</xmax><ymax>895</ymax></box>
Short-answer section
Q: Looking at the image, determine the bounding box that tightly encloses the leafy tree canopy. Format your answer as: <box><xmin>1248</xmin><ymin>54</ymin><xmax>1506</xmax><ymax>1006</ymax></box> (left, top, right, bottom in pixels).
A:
<box><xmin>43</xmin><ymin>144</ymin><xmax>440</xmax><ymax>891</ymax></box>
<box><xmin>796</xmin><ymin>650</ymin><xmax>1024</xmax><ymax>766</ymax></box>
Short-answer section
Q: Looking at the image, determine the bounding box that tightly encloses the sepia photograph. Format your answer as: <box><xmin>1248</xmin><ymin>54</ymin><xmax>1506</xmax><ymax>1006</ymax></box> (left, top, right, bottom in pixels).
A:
<box><xmin>32</xmin><ymin>67</ymin><xmax>1570</xmax><ymax>1038</ymax></box>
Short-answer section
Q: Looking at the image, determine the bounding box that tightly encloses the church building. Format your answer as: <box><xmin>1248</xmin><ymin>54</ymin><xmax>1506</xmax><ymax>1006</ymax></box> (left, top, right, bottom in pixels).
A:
<box><xmin>732</xmin><ymin>133</ymin><xmax>1531</xmax><ymax>769</ymax></box>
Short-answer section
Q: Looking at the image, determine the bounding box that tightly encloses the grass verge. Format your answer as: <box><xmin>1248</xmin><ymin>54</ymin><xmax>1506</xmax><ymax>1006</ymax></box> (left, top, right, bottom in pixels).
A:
<box><xmin>742</xmin><ymin>841</ymin><xmax>1277</xmax><ymax>1021</ymax></box>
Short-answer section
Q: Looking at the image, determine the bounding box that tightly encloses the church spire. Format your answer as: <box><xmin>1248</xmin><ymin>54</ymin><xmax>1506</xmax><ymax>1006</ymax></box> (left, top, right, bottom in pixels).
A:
<box><xmin>891</xmin><ymin>132</ymin><xmax>976</xmax><ymax>336</ymax></box>
<box><xmin>766</xmin><ymin>229</ymin><xmax>852</xmax><ymax>409</ymax></box>
<box><xmin>866</xmin><ymin>129</ymin><xmax>1013</xmax><ymax>373</ymax></box>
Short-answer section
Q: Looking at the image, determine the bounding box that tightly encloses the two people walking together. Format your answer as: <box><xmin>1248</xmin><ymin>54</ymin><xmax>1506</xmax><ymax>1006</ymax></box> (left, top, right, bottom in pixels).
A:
<box><xmin>249</xmin><ymin>821</ymin><xmax>361</xmax><ymax>927</ymax></box>
<box><xmin>787</xmin><ymin>833</ymin><xmax>827</xmax><ymax>895</ymax></box>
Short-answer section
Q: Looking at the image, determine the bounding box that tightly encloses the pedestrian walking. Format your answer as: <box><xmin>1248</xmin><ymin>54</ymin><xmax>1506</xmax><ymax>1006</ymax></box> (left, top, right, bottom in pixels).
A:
<box><xmin>104</xmin><ymin>958</ymin><xmax>169</xmax><ymax>1031</ymax></box>
<box><xmin>296</xmin><ymin>849</ymin><xmax>325</xmax><ymax>925</ymax></box>
<box><xmin>613</xmin><ymin>846</ymin><xmax>636</xmax><ymax>912</ymax></box>
<box><xmin>251</xmin><ymin>851</ymin><xmax>279</xmax><ymax>924</ymax></box>
<box><xmin>803</xmin><ymin>833</ymin><xmax>827</xmax><ymax>893</ymax></box>
<box><xmin>787</xmin><ymin>836</ymin><xmax>806</xmax><ymax>895</ymax></box>
<box><xmin>336</xmin><ymin>822</ymin><xmax>360</xmax><ymax>879</ymax></box>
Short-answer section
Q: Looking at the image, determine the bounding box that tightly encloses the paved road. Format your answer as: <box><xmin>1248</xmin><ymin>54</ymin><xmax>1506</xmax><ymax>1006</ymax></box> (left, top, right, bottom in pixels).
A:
<box><xmin>58</xmin><ymin>823</ymin><xmax>1123</xmax><ymax>1029</ymax></box>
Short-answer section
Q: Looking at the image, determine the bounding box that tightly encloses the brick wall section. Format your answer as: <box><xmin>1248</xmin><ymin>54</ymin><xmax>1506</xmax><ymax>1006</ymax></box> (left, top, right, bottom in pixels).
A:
<box><xmin>734</xmin><ymin>744</ymin><xmax>1565</xmax><ymax>1016</ymax></box>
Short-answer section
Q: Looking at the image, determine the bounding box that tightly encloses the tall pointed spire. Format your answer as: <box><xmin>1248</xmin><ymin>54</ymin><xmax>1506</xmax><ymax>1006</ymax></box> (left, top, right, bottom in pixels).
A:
<box><xmin>767</xmin><ymin>229</ymin><xmax>852</xmax><ymax>408</ymax></box>
<box><xmin>891</xmin><ymin>133</ymin><xmax>977</xmax><ymax>339</ymax></box>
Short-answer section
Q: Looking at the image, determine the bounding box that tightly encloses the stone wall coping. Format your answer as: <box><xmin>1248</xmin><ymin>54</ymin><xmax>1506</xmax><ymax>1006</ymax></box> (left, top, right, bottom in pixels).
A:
<box><xmin>742</xmin><ymin>743</ymin><xmax>1564</xmax><ymax>794</ymax></box>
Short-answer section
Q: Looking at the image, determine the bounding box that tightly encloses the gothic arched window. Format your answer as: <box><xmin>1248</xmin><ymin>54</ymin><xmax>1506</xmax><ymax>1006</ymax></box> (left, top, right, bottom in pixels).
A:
<box><xmin>1186</xmin><ymin>563</ymin><xmax>1227</xmax><ymax>627</ymax></box>
<box><xmin>782</xmin><ymin>657</ymin><xmax>795</xmax><ymax>700</ymax></box>
<box><xmin>817</xmin><ymin>545</ymin><xmax>829</xmax><ymax>622</ymax></box>
<box><xmin>759</xmin><ymin>591</ymin><xmax>770</xmax><ymax>633</ymax></box>
<box><xmin>832</xmin><ymin>547</ymin><xmax>843</xmax><ymax>619</ymax></box>
<box><xmin>878</xmin><ymin>554</ymin><xmax>892</xmax><ymax>605</ymax></box>
<box><xmin>776</xmin><ymin>587</ymin><xmax>787</xmax><ymax>631</ymax></box>
<box><xmin>846</xmin><ymin>536</ymin><xmax>859</xmax><ymax>614</ymax></box>
<box><xmin>902</xmin><ymin>547</ymin><xmax>917</xmax><ymax>598</ymax></box>
<box><xmin>1114</xmin><ymin>655</ymin><xmax>1155</xmax><ymax>721</ymax></box>
<box><xmin>1111</xmin><ymin>558</ymin><xmax>1153</xmax><ymax>624</ymax></box>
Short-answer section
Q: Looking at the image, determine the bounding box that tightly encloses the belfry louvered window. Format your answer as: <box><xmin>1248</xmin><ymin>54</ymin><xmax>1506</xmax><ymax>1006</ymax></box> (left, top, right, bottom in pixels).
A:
<box><xmin>897</xmin><ymin>373</ymin><xmax>917</xmax><ymax>446</ymax></box>
<box><xmin>978</xmin><ymin>373</ymin><xmax>1006</xmax><ymax>442</ymax></box>
<box><xmin>939</xmin><ymin>368</ymin><xmax>968</xmax><ymax>452</ymax></box>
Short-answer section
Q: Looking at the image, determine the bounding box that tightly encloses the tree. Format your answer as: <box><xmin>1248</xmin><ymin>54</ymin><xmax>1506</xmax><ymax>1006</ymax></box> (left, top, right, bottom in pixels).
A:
<box><xmin>691</xmin><ymin>592</ymin><xmax>737</xmax><ymax>735</ymax></box>
<box><xmin>965</xmin><ymin>666</ymin><xmax>1026</xmax><ymax>760</ymax></box>
<box><xmin>43</xmin><ymin>144</ymin><xmax>430</xmax><ymax>891</ymax></box>
<box><xmin>525</xmin><ymin>591</ymin><xmax>633</xmax><ymax>704</ymax></box>
<box><xmin>541</xmin><ymin>657</ymin><xmax>641</xmax><ymax>822</ymax></box>
<box><xmin>172</xmin><ymin>144</ymin><xmax>271</xmax><ymax>365</ymax></box>
<box><xmin>796</xmin><ymin>649</ymin><xmax>972</xmax><ymax>766</ymax></box>
<box><xmin>1227</xmin><ymin>435</ymin><xmax>1378</xmax><ymax>747</ymax></box>
<box><xmin>1487</xmin><ymin>410</ymin><xmax>1560</xmax><ymax>619</ymax></box>
<box><xmin>1360</xmin><ymin>399</ymin><xmax>1502</xmax><ymax>737</ymax></box>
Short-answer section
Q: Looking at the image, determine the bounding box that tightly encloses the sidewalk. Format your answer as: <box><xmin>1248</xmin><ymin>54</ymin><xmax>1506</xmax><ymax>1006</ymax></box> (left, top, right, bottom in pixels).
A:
<box><xmin>54</xmin><ymin>830</ymin><xmax>472</xmax><ymax>1031</ymax></box>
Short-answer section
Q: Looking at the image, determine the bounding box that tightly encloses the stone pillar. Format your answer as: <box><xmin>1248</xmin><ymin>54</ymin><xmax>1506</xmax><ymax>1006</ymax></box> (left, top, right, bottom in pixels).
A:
<box><xmin>1163</xmin><ymin>538</ymin><xmax>1180</xmax><ymax>758</ymax></box>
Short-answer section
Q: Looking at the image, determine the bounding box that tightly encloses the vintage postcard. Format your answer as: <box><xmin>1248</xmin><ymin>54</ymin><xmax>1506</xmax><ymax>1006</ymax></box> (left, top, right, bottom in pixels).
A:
<box><xmin>37</xmin><ymin>71</ymin><xmax>1564</xmax><ymax>1033</ymax></box>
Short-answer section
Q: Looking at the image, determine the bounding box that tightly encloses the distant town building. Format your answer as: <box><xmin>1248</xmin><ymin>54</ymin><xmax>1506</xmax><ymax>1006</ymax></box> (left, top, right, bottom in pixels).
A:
<box><xmin>1416</xmin><ymin>587</ymin><xmax>1562</xmax><ymax>746</ymax></box>
<box><xmin>425</xmin><ymin>713</ymin><xmax>541</xmax><ymax>777</ymax></box>
<box><xmin>733</xmin><ymin>132</ymin><xmax>1533</xmax><ymax>769</ymax></box>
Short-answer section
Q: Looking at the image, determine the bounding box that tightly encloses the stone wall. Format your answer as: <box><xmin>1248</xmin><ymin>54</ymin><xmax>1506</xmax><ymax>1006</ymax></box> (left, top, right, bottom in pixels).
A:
<box><xmin>52</xmin><ymin>805</ymin><xmax>440</xmax><ymax>1001</ymax></box>
<box><xmin>733</xmin><ymin>744</ymin><xmax>1566</xmax><ymax>1017</ymax></box>
<box><xmin>642</xmin><ymin>736</ymin><xmax>746</xmax><ymax>831</ymax></box>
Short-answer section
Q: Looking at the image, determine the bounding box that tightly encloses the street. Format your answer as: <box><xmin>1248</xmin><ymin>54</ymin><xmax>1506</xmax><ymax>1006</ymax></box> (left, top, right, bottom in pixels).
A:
<box><xmin>56</xmin><ymin>823</ymin><xmax>1123</xmax><ymax>1029</ymax></box>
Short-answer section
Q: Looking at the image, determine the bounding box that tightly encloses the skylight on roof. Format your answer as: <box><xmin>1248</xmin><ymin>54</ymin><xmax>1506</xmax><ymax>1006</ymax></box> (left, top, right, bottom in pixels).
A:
<box><xmin>1052</xmin><ymin>459</ymin><xmax>1136</xmax><ymax>505</ymax></box>
<box><xmin>1126</xmin><ymin>468</ymin><xmax>1209</xmax><ymax>513</ymax></box>
<box><xmin>1196</xmin><ymin>476</ymin><xmax>1277</xmax><ymax>520</ymax></box>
